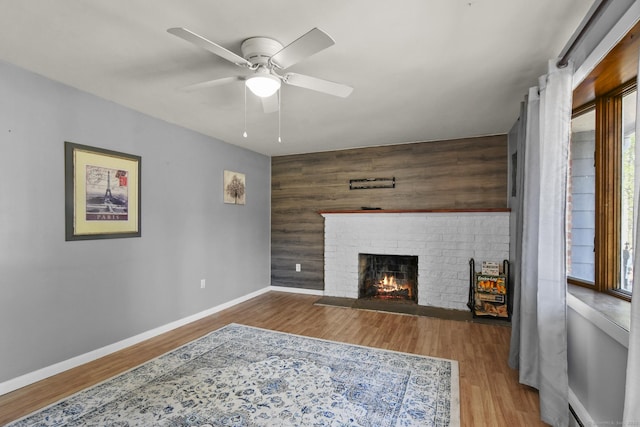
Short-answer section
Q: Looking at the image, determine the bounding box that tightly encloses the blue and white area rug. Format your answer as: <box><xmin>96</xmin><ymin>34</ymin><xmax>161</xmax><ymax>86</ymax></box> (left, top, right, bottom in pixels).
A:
<box><xmin>9</xmin><ymin>324</ymin><xmax>459</xmax><ymax>426</ymax></box>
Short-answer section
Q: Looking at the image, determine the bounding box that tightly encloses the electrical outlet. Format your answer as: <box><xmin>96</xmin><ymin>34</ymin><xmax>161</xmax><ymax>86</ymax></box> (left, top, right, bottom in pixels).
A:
<box><xmin>200</xmin><ymin>279</ymin><xmax>206</xmax><ymax>289</ymax></box>
<box><xmin>296</xmin><ymin>264</ymin><xmax>301</xmax><ymax>272</ymax></box>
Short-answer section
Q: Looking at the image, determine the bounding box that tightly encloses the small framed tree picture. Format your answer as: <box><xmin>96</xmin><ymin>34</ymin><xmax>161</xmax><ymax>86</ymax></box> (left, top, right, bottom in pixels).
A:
<box><xmin>223</xmin><ymin>170</ymin><xmax>246</xmax><ymax>205</ymax></box>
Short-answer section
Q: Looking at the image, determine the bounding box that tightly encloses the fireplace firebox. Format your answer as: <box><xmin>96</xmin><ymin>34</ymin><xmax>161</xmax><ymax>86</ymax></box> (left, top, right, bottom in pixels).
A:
<box><xmin>358</xmin><ymin>253</ymin><xmax>418</xmax><ymax>302</ymax></box>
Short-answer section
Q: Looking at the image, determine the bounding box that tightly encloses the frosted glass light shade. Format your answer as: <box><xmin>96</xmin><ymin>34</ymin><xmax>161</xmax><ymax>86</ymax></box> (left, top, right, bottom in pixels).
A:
<box><xmin>245</xmin><ymin>74</ymin><xmax>281</xmax><ymax>98</ymax></box>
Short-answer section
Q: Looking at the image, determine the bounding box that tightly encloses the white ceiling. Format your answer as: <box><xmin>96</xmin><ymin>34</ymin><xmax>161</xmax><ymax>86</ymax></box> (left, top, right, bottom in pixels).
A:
<box><xmin>0</xmin><ymin>0</ymin><xmax>594</xmax><ymax>156</ymax></box>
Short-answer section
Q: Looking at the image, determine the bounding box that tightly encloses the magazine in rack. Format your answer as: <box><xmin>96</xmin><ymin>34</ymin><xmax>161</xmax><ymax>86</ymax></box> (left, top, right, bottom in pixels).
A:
<box><xmin>468</xmin><ymin>259</ymin><xmax>510</xmax><ymax>320</ymax></box>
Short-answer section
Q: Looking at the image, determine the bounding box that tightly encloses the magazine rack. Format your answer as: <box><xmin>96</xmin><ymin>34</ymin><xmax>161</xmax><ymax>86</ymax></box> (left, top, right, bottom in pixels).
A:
<box><xmin>467</xmin><ymin>258</ymin><xmax>511</xmax><ymax>321</ymax></box>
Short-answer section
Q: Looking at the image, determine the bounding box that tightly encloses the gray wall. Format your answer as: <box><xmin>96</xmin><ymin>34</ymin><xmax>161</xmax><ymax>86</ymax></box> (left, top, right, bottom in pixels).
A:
<box><xmin>568</xmin><ymin>303</ymin><xmax>627</xmax><ymax>424</ymax></box>
<box><xmin>0</xmin><ymin>60</ymin><xmax>271</xmax><ymax>383</ymax></box>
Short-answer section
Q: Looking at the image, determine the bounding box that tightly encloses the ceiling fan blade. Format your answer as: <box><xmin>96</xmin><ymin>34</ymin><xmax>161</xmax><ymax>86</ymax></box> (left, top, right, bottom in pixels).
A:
<box><xmin>168</xmin><ymin>27</ymin><xmax>252</xmax><ymax>67</ymax></box>
<box><xmin>283</xmin><ymin>73</ymin><xmax>353</xmax><ymax>98</ymax></box>
<box><xmin>261</xmin><ymin>92</ymin><xmax>279</xmax><ymax>114</ymax></box>
<box><xmin>182</xmin><ymin>76</ymin><xmax>241</xmax><ymax>92</ymax></box>
<box><xmin>270</xmin><ymin>28</ymin><xmax>335</xmax><ymax>70</ymax></box>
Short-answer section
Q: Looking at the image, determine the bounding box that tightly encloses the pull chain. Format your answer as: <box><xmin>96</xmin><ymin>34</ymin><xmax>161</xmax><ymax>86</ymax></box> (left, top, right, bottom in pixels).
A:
<box><xmin>278</xmin><ymin>89</ymin><xmax>282</xmax><ymax>143</ymax></box>
<box><xmin>243</xmin><ymin>84</ymin><xmax>248</xmax><ymax>138</ymax></box>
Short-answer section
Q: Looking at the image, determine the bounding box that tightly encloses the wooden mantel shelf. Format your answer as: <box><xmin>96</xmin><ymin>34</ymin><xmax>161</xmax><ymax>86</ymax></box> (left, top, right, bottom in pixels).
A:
<box><xmin>319</xmin><ymin>208</ymin><xmax>510</xmax><ymax>214</ymax></box>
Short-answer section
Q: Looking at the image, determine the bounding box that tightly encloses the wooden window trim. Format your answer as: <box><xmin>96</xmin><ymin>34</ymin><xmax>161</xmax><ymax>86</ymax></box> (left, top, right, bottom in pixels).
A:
<box><xmin>574</xmin><ymin>80</ymin><xmax>634</xmax><ymax>302</ymax></box>
<box><xmin>595</xmin><ymin>93</ymin><xmax>621</xmax><ymax>295</ymax></box>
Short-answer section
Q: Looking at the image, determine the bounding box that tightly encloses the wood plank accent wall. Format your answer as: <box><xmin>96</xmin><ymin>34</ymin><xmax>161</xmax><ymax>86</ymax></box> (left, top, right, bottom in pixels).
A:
<box><xmin>271</xmin><ymin>135</ymin><xmax>508</xmax><ymax>290</ymax></box>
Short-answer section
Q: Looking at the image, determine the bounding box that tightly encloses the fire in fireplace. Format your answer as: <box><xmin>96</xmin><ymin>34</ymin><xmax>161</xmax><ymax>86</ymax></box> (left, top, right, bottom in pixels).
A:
<box><xmin>358</xmin><ymin>253</ymin><xmax>418</xmax><ymax>302</ymax></box>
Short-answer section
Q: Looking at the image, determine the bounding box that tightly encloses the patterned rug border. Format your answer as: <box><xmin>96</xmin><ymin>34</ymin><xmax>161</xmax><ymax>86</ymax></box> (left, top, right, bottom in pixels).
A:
<box><xmin>9</xmin><ymin>323</ymin><xmax>461</xmax><ymax>426</ymax></box>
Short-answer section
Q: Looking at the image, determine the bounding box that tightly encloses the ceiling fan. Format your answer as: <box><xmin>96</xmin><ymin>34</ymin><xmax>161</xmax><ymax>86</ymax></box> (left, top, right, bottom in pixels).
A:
<box><xmin>167</xmin><ymin>27</ymin><xmax>353</xmax><ymax>113</ymax></box>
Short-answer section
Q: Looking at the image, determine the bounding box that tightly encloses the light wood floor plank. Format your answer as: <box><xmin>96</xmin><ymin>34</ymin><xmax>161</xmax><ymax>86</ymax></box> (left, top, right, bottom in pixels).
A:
<box><xmin>0</xmin><ymin>292</ymin><xmax>547</xmax><ymax>426</ymax></box>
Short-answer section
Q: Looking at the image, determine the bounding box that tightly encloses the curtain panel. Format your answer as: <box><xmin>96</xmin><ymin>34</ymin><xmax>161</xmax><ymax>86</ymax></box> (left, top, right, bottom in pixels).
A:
<box><xmin>509</xmin><ymin>60</ymin><xmax>573</xmax><ymax>427</ymax></box>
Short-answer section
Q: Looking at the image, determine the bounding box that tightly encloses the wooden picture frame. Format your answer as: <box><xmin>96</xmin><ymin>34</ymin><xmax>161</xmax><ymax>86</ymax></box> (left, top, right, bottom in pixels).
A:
<box><xmin>65</xmin><ymin>141</ymin><xmax>141</xmax><ymax>240</ymax></box>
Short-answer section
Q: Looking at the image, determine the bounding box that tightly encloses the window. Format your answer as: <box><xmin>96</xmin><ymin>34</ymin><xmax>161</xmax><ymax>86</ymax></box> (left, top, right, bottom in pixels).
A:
<box><xmin>569</xmin><ymin>109</ymin><xmax>596</xmax><ymax>284</ymax></box>
<box><xmin>570</xmin><ymin>83</ymin><xmax>635</xmax><ymax>300</ymax></box>
<box><xmin>620</xmin><ymin>89</ymin><xmax>635</xmax><ymax>294</ymax></box>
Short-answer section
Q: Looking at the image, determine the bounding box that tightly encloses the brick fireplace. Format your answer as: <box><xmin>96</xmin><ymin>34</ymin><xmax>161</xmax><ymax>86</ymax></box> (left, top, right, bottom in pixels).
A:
<box><xmin>320</xmin><ymin>210</ymin><xmax>510</xmax><ymax>310</ymax></box>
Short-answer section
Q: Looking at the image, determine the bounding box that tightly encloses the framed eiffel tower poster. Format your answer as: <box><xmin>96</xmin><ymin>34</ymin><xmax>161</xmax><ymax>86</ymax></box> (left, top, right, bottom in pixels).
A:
<box><xmin>65</xmin><ymin>142</ymin><xmax>141</xmax><ymax>240</ymax></box>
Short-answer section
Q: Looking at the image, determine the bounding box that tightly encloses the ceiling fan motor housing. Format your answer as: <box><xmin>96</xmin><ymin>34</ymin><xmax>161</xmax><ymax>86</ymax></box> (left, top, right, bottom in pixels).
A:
<box><xmin>241</xmin><ymin>37</ymin><xmax>284</xmax><ymax>66</ymax></box>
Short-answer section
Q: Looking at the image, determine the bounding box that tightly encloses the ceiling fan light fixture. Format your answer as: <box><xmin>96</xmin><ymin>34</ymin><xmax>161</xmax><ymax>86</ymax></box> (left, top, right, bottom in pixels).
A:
<box><xmin>245</xmin><ymin>73</ymin><xmax>281</xmax><ymax>98</ymax></box>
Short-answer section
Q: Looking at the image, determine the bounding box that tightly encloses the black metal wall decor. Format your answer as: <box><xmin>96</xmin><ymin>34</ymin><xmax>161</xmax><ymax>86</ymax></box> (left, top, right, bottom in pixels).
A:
<box><xmin>349</xmin><ymin>177</ymin><xmax>395</xmax><ymax>190</ymax></box>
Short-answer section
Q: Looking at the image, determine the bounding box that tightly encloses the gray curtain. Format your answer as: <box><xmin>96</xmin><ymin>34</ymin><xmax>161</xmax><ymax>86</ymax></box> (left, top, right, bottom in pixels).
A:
<box><xmin>509</xmin><ymin>60</ymin><xmax>573</xmax><ymax>426</ymax></box>
<box><xmin>507</xmin><ymin>99</ymin><xmax>527</xmax><ymax>367</ymax></box>
<box><xmin>623</xmin><ymin>53</ymin><xmax>640</xmax><ymax>426</ymax></box>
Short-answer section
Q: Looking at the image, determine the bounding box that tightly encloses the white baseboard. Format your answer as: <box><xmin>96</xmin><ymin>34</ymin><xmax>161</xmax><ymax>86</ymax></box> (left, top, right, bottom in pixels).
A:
<box><xmin>0</xmin><ymin>285</ymin><xmax>325</xmax><ymax>396</ymax></box>
<box><xmin>569</xmin><ymin>387</ymin><xmax>595</xmax><ymax>427</ymax></box>
<box><xmin>269</xmin><ymin>285</ymin><xmax>324</xmax><ymax>296</ymax></box>
<box><xmin>0</xmin><ymin>286</ymin><xmax>298</xmax><ymax>396</ymax></box>
<box><xmin>0</xmin><ymin>285</ymin><xmax>326</xmax><ymax>396</ymax></box>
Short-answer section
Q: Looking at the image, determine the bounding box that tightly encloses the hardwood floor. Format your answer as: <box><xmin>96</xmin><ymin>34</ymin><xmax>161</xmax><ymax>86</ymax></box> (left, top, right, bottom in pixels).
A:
<box><xmin>0</xmin><ymin>291</ymin><xmax>547</xmax><ymax>426</ymax></box>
